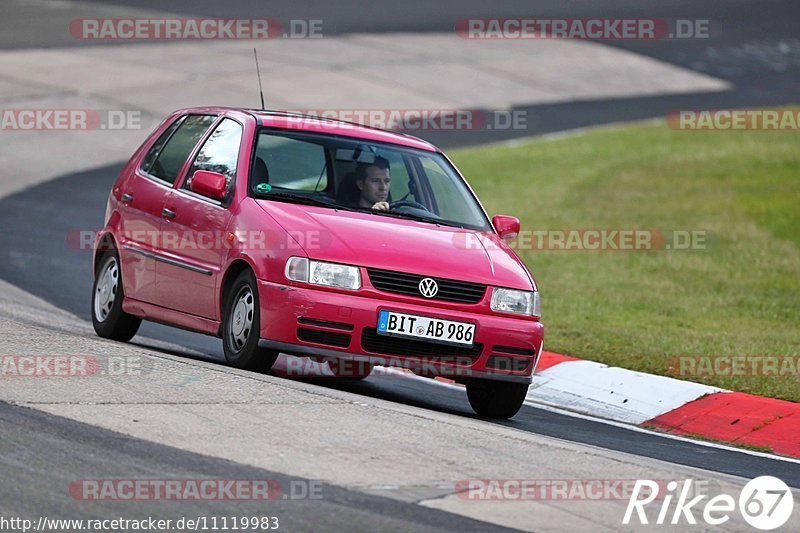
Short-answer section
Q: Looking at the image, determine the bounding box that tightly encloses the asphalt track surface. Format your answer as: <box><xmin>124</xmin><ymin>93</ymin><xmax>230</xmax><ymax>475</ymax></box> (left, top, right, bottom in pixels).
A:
<box><xmin>0</xmin><ymin>164</ymin><xmax>798</xmax><ymax>491</ymax></box>
<box><xmin>0</xmin><ymin>401</ymin><xmax>513</xmax><ymax>532</ymax></box>
<box><xmin>2</xmin><ymin>0</ymin><xmax>798</xmax><ymax>146</ymax></box>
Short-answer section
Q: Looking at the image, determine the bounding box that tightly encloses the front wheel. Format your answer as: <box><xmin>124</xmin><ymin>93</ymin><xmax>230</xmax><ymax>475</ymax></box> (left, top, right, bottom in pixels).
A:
<box><xmin>466</xmin><ymin>380</ymin><xmax>529</xmax><ymax>419</ymax></box>
<box><xmin>222</xmin><ymin>269</ymin><xmax>278</xmax><ymax>372</ymax></box>
<box><xmin>91</xmin><ymin>251</ymin><xmax>142</xmax><ymax>341</ymax></box>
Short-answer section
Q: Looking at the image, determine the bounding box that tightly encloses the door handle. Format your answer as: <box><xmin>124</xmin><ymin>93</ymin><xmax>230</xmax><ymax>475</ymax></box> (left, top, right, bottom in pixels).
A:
<box><xmin>162</xmin><ymin>208</ymin><xmax>176</xmax><ymax>219</ymax></box>
<box><xmin>121</xmin><ymin>193</ymin><xmax>134</xmax><ymax>203</ymax></box>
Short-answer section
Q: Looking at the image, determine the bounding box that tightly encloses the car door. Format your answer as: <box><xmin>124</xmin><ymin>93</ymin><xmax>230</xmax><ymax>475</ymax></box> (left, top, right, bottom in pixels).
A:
<box><xmin>154</xmin><ymin>117</ymin><xmax>243</xmax><ymax>319</ymax></box>
<box><xmin>116</xmin><ymin>116</ymin><xmax>186</xmax><ymax>304</ymax></box>
<box><xmin>122</xmin><ymin>114</ymin><xmax>217</xmax><ymax>306</ymax></box>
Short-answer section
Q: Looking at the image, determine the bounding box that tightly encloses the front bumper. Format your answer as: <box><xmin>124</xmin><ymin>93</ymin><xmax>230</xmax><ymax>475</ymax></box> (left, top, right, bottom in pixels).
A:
<box><xmin>257</xmin><ymin>280</ymin><xmax>544</xmax><ymax>384</ymax></box>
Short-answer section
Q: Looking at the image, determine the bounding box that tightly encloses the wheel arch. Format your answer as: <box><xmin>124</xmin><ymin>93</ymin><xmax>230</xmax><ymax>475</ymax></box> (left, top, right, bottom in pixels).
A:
<box><xmin>218</xmin><ymin>257</ymin><xmax>259</xmax><ymax>334</ymax></box>
<box><xmin>93</xmin><ymin>232</ymin><xmax>118</xmax><ymax>274</ymax></box>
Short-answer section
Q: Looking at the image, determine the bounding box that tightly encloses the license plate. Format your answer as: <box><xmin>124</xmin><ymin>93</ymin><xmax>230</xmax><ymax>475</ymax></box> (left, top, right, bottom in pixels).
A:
<box><xmin>377</xmin><ymin>310</ymin><xmax>475</xmax><ymax>347</ymax></box>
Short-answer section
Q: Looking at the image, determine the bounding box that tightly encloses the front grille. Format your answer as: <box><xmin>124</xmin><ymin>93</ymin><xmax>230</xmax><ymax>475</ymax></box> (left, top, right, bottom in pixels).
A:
<box><xmin>360</xmin><ymin>328</ymin><xmax>483</xmax><ymax>363</ymax></box>
<box><xmin>297</xmin><ymin>328</ymin><xmax>351</xmax><ymax>348</ymax></box>
<box><xmin>367</xmin><ymin>268</ymin><xmax>486</xmax><ymax>304</ymax></box>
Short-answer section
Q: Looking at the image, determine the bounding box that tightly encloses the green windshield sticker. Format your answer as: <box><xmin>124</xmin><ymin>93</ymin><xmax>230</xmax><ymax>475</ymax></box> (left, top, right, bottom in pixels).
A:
<box><xmin>255</xmin><ymin>183</ymin><xmax>272</xmax><ymax>193</ymax></box>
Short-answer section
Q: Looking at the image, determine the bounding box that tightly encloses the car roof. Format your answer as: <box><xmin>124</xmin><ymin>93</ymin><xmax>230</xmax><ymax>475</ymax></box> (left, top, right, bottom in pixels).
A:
<box><xmin>176</xmin><ymin>107</ymin><xmax>439</xmax><ymax>152</ymax></box>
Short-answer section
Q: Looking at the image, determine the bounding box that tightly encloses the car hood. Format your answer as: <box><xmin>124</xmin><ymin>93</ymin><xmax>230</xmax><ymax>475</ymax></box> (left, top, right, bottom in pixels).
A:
<box><xmin>255</xmin><ymin>200</ymin><xmax>534</xmax><ymax>290</ymax></box>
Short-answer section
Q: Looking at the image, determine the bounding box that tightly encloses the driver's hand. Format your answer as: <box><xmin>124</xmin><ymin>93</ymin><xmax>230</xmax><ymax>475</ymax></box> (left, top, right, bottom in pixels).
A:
<box><xmin>371</xmin><ymin>201</ymin><xmax>390</xmax><ymax>211</ymax></box>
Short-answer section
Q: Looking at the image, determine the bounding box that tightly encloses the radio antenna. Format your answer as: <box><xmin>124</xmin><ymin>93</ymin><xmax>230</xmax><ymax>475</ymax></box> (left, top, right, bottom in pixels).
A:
<box><xmin>253</xmin><ymin>48</ymin><xmax>265</xmax><ymax>110</ymax></box>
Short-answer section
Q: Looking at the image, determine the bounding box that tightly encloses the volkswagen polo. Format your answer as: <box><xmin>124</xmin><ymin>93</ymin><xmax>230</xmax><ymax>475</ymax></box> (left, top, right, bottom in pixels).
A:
<box><xmin>91</xmin><ymin>107</ymin><xmax>544</xmax><ymax>418</ymax></box>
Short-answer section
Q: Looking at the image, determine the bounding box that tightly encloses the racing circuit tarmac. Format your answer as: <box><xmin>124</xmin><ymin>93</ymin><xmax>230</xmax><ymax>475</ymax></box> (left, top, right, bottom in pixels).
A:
<box><xmin>1</xmin><ymin>165</ymin><xmax>800</xmax><ymax>489</ymax></box>
<box><xmin>1</xmin><ymin>0</ymin><xmax>799</xmax><ymax>530</ymax></box>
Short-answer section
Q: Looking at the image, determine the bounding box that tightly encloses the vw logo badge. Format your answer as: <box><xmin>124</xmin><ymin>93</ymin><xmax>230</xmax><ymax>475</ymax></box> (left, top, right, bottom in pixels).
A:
<box><xmin>418</xmin><ymin>278</ymin><xmax>438</xmax><ymax>298</ymax></box>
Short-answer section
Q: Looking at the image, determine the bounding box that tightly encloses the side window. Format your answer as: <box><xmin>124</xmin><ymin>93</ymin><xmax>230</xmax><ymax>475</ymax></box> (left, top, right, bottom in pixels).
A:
<box><xmin>147</xmin><ymin>115</ymin><xmax>215</xmax><ymax>185</ymax></box>
<box><xmin>140</xmin><ymin>116</ymin><xmax>185</xmax><ymax>174</ymax></box>
<box><xmin>184</xmin><ymin>118</ymin><xmax>243</xmax><ymax>199</ymax></box>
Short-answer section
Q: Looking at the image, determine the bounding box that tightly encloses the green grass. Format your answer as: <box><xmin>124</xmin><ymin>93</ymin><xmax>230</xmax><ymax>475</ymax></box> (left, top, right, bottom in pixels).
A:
<box><xmin>450</xmin><ymin>117</ymin><xmax>800</xmax><ymax>401</ymax></box>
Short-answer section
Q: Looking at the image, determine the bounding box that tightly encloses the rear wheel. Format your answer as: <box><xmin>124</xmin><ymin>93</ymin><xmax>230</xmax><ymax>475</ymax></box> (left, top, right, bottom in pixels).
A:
<box><xmin>222</xmin><ymin>269</ymin><xmax>278</xmax><ymax>372</ymax></box>
<box><xmin>466</xmin><ymin>380</ymin><xmax>529</xmax><ymax>419</ymax></box>
<box><xmin>91</xmin><ymin>251</ymin><xmax>141</xmax><ymax>341</ymax></box>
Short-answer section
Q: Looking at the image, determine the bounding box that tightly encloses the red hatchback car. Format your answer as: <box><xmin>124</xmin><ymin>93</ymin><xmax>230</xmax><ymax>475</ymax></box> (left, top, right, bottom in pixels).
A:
<box><xmin>92</xmin><ymin>107</ymin><xmax>544</xmax><ymax>418</ymax></box>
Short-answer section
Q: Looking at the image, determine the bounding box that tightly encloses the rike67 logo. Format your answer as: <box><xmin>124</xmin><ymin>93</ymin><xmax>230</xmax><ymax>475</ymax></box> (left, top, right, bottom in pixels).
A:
<box><xmin>623</xmin><ymin>476</ymin><xmax>794</xmax><ymax>530</ymax></box>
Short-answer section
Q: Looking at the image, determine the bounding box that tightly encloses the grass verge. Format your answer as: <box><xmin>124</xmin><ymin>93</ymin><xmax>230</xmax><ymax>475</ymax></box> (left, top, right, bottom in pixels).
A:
<box><xmin>451</xmin><ymin>116</ymin><xmax>800</xmax><ymax>401</ymax></box>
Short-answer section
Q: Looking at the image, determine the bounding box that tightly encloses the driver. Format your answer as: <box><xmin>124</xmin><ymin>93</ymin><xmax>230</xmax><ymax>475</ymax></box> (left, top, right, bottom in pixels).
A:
<box><xmin>355</xmin><ymin>156</ymin><xmax>391</xmax><ymax>211</ymax></box>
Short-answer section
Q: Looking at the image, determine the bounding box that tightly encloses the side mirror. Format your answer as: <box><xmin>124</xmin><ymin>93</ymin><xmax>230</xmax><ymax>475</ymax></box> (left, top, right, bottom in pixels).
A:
<box><xmin>190</xmin><ymin>170</ymin><xmax>227</xmax><ymax>200</ymax></box>
<box><xmin>492</xmin><ymin>215</ymin><xmax>520</xmax><ymax>240</ymax></box>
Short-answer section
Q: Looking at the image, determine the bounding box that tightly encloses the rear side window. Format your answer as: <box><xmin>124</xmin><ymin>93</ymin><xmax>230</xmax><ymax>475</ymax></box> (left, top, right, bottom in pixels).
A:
<box><xmin>140</xmin><ymin>116</ymin><xmax>184</xmax><ymax>173</ymax></box>
<box><xmin>183</xmin><ymin>118</ymin><xmax>243</xmax><ymax>199</ymax></box>
<box><xmin>143</xmin><ymin>115</ymin><xmax>215</xmax><ymax>184</ymax></box>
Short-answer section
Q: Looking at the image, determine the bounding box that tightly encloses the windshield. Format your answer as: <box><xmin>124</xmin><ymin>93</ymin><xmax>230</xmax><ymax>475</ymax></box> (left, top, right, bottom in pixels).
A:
<box><xmin>250</xmin><ymin>129</ymin><xmax>492</xmax><ymax>230</ymax></box>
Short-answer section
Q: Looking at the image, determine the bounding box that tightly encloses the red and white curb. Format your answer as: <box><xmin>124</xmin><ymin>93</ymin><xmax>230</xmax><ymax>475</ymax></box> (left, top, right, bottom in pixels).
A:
<box><xmin>530</xmin><ymin>352</ymin><xmax>800</xmax><ymax>458</ymax></box>
<box><xmin>529</xmin><ymin>352</ymin><xmax>721</xmax><ymax>425</ymax></box>
<box><xmin>272</xmin><ymin>351</ymin><xmax>800</xmax><ymax>458</ymax></box>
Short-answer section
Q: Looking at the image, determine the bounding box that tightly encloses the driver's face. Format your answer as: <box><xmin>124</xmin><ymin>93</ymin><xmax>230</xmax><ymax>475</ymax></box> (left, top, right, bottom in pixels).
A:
<box><xmin>358</xmin><ymin>165</ymin><xmax>391</xmax><ymax>204</ymax></box>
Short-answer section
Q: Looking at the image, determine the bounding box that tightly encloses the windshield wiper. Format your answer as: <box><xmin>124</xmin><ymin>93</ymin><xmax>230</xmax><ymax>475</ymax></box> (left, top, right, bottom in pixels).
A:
<box><xmin>372</xmin><ymin>209</ymin><xmax>464</xmax><ymax>228</ymax></box>
<box><xmin>256</xmin><ymin>191</ymin><xmax>354</xmax><ymax>211</ymax></box>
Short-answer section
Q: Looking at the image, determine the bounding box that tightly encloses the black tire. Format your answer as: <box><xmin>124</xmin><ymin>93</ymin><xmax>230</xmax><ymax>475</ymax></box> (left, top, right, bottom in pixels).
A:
<box><xmin>222</xmin><ymin>269</ymin><xmax>278</xmax><ymax>372</ymax></box>
<box><xmin>466</xmin><ymin>380</ymin><xmax>529</xmax><ymax>419</ymax></box>
<box><xmin>326</xmin><ymin>358</ymin><xmax>374</xmax><ymax>380</ymax></box>
<box><xmin>91</xmin><ymin>251</ymin><xmax>141</xmax><ymax>342</ymax></box>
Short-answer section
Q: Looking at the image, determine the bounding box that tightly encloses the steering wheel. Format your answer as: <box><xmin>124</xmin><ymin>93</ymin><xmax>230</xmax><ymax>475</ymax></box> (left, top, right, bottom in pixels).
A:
<box><xmin>390</xmin><ymin>200</ymin><xmax>429</xmax><ymax>212</ymax></box>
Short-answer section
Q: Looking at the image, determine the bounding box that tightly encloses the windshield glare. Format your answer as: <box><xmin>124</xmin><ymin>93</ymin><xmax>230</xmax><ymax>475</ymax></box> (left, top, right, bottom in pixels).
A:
<box><xmin>251</xmin><ymin>129</ymin><xmax>491</xmax><ymax>230</ymax></box>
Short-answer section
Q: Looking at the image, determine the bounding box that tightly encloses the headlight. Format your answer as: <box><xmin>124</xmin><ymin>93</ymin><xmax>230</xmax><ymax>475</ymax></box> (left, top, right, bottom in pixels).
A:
<box><xmin>491</xmin><ymin>288</ymin><xmax>540</xmax><ymax>317</ymax></box>
<box><xmin>285</xmin><ymin>257</ymin><xmax>361</xmax><ymax>290</ymax></box>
